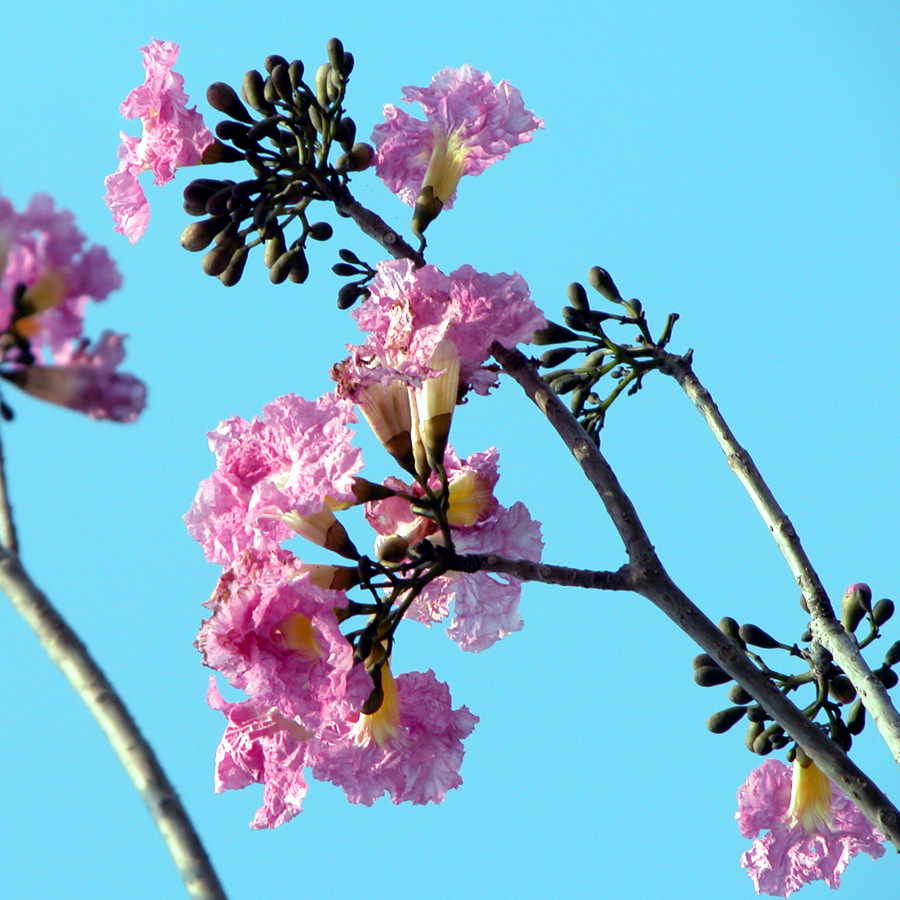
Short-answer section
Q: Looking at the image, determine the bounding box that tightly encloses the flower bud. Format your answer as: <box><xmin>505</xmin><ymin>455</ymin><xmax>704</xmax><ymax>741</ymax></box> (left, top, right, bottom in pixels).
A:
<box><xmin>218</xmin><ymin>245</ymin><xmax>249</xmax><ymax>287</ymax></box>
<box><xmin>873</xmin><ymin>598</ymin><xmax>894</xmax><ymax>626</ymax></box>
<box><xmin>846</xmin><ymin>699</ymin><xmax>866</xmax><ymax>735</ymax></box>
<box><xmin>566</xmin><ymin>282</ymin><xmax>589</xmax><ymax>312</ymax></box>
<box><xmin>738</xmin><ymin>623</ymin><xmax>782</xmax><ymax>649</ymax></box>
<box><xmin>841</xmin><ymin>583</ymin><xmax>870</xmax><ymax>634</ymax></box>
<box><xmin>307</xmin><ymin>222</ymin><xmax>333</xmax><ymax>241</ymax></box>
<box><xmin>718</xmin><ymin>616</ymin><xmax>746</xmax><ymax>649</ymax></box>
<box><xmin>692</xmin><ymin>653</ymin><xmax>718</xmax><ymax>670</ymax></box>
<box><xmin>180</xmin><ymin>215</ymin><xmax>231</xmax><ymax>252</ymax></box>
<box><xmin>326</xmin><ymin>37</ymin><xmax>345</xmax><ymax>73</ymax></box>
<box><xmin>539</xmin><ymin>347</ymin><xmax>578</xmax><ymax>368</ymax></box>
<box><xmin>707</xmin><ymin>706</ymin><xmax>747</xmax><ymax>734</ymax></box>
<box><xmin>264</xmin><ymin>54</ymin><xmax>289</xmax><ymax>74</ymax></box>
<box><xmin>587</xmin><ymin>266</ymin><xmax>623</xmax><ymax>301</ymax></box>
<box><xmin>875</xmin><ymin>664</ymin><xmax>899</xmax><ymax>689</ymax></box>
<box><xmin>288</xmin><ymin>60</ymin><xmax>304</xmax><ymax>89</ymax></box>
<box><xmin>242</xmin><ymin>69</ymin><xmax>274</xmax><ymax>115</ymax></box>
<box><xmin>828</xmin><ymin>674</ymin><xmax>856</xmax><ymax>705</ymax></box>
<box><xmin>532</xmin><ymin>322</ymin><xmax>580</xmax><ymax>346</ymax></box>
<box><xmin>315</xmin><ymin>63</ymin><xmax>332</xmax><ymax>106</ymax></box>
<box><xmin>376</xmin><ymin>534</ymin><xmax>409</xmax><ymax>564</ymax></box>
<box><xmin>206</xmin><ymin>82</ymin><xmax>253</xmax><ymax>124</ymax></box>
<box><xmin>745</xmin><ymin>720</ymin><xmax>764</xmax><ymax>752</ymax></box>
<box><xmin>270</xmin><ymin>64</ymin><xmax>293</xmax><ymax>103</ymax></box>
<box><xmin>728</xmin><ymin>684</ymin><xmax>753</xmax><ymax>705</ymax></box>
<box><xmin>202</xmin><ymin>237</ymin><xmax>243</xmax><ymax>277</ymax></box>
<box><xmin>884</xmin><ymin>640</ymin><xmax>900</xmax><ymax>667</ymax></box>
<box><xmin>693</xmin><ymin>666</ymin><xmax>732</xmax><ymax>687</ymax></box>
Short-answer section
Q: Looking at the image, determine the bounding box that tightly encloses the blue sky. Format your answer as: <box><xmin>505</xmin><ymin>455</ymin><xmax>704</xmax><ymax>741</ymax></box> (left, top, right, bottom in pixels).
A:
<box><xmin>0</xmin><ymin>2</ymin><xmax>898</xmax><ymax>898</ymax></box>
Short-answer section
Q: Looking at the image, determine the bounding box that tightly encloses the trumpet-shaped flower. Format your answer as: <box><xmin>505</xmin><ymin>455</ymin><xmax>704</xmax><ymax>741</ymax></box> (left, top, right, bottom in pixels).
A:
<box><xmin>104</xmin><ymin>39</ymin><xmax>213</xmax><ymax>242</ymax></box>
<box><xmin>367</xmin><ymin>446</ymin><xmax>543</xmax><ymax>651</ymax></box>
<box><xmin>338</xmin><ymin>259</ymin><xmax>545</xmax><ymax>397</ymax></box>
<box><xmin>185</xmin><ymin>393</ymin><xmax>362</xmax><ymax>564</ymax></box>
<box><xmin>0</xmin><ymin>191</ymin><xmax>144</xmax><ymax>421</ymax></box>
<box><xmin>736</xmin><ymin>758</ymin><xmax>886</xmax><ymax>896</ymax></box>
<box><xmin>311</xmin><ymin>667</ymin><xmax>479</xmax><ymax>807</ymax></box>
<box><xmin>372</xmin><ymin>65</ymin><xmax>543</xmax><ymax>214</ymax></box>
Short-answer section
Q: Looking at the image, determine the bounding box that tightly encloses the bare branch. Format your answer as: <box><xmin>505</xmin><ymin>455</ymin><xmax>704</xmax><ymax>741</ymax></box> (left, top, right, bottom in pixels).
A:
<box><xmin>440</xmin><ymin>551</ymin><xmax>631</xmax><ymax>590</ymax></box>
<box><xmin>493</xmin><ymin>342</ymin><xmax>900</xmax><ymax>849</ymax></box>
<box><xmin>655</xmin><ymin>349</ymin><xmax>900</xmax><ymax>769</ymax></box>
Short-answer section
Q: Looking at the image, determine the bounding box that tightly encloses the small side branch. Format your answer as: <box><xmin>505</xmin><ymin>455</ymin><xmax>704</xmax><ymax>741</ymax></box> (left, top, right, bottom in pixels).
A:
<box><xmin>441</xmin><ymin>551</ymin><xmax>632</xmax><ymax>591</ymax></box>
<box><xmin>656</xmin><ymin>349</ymin><xmax>900</xmax><ymax>770</ymax></box>
<box><xmin>493</xmin><ymin>342</ymin><xmax>900</xmax><ymax>849</ymax></box>
<box><xmin>331</xmin><ymin>185</ymin><xmax>425</xmax><ymax>267</ymax></box>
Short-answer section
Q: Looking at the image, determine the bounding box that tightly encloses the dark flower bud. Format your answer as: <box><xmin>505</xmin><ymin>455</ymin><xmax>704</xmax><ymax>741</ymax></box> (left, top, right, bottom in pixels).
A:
<box><xmin>841</xmin><ymin>584</ymin><xmax>872</xmax><ymax>636</ymax></box>
<box><xmin>264</xmin><ymin>55</ymin><xmax>289</xmax><ymax>74</ymax></box>
<box><xmin>270</xmin><ymin>64</ymin><xmax>293</xmax><ymax>103</ymax></box>
<box><xmin>180</xmin><ymin>215</ymin><xmax>231</xmax><ymax>252</ymax></box>
<box><xmin>340</xmin><ymin>52</ymin><xmax>354</xmax><ymax>78</ymax></box>
<box><xmin>315</xmin><ymin>63</ymin><xmax>332</xmax><ymax>106</ymax></box>
<box><xmin>242</xmin><ymin>69</ymin><xmax>273</xmax><ymax>114</ymax></box>
<box><xmin>350</xmin><ymin>477</ymin><xmax>395</xmax><ymax>503</ymax></box>
<box><xmin>263</xmin><ymin>230</ymin><xmax>287</xmax><ymax>268</ymax></box>
<box><xmin>287</xmin><ymin>249</ymin><xmax>310</xmax><ymax>284</ymax></box>
<box><xmin>247</xmin><ymin>116</ymin><xmax>282</xmax><ymax>143</ymax></box>
<box><xmin>183</xmin><ymin>178</ymin><xmax>231</xmax><ymax>216</ymax></box>
<box><xmin>202</xmin><ymin>237</ymin><xmax>244</xmax><ymax>277</ymax></box>
<box><xmin>334</xmin><ymin>116</ymin><xmax>356</xmax><ymax>147</ymax></box>
<box><xmin>205</xmin><ymin>185</ymin><xmax>236</xmax><ymax>217</ymax></box>
<box><xmin>338</xmin><ymin>248</ymin><xmax>362</xmax><ymax>265</ymax></box>
<box><xmin>828</xmin><ymin>674</ymin><xmax>857</xmax><ymax>705</ymax></box>
<box><xmin>799</xmin><ymin>594</ymin><xmax>809</xmax><ymax>613</ymax></box>
<box><xmin>308</xmin><ymin>222</ymin><xmax>333</xmax><ymax>241</ymax></box>
<box><xmin>692</xmin><ymin>653</ymin><xmax>718</xmax><ymax>670</ymax></box>
<box><xmin>361</xmin><ymin>680</ymin><xmax>384</xmax><ymax>715</ymax></box>
<box><xmin>206</xmin><ymin>82</ymin><xmax>253</xmax><ymax>124</ymax></box>
<box><xmin>532</xmin><ymin>322</ymin><xmax>579</xmax><ymax>346</ymax></box>
<box><xmin>587</xmin><ymin>266</ymin><xmax>623</xmax><ymax>301</ymax></box>
<box><xmin>846</xmin><ymin>698</ymin><xmax>866</xmax><ymax>735</ymax></box>
<box><xmin>707</xmin><ymin>706</ymin><xmax>747</xmax><ymax>734</ymax></box>
<box><xmin>745</xmin><ymin>720</ymin><xmax>764</xmax><ymax>752</ymax></box>
<box><xmin>269</xmin><ymin>249</ymin><xmax>298</xmax><ymax>284</ymax></box>
<box><xmin>875</xmin><ymin>665</ymin><xmax>899</xmax><ymax>689</ymax></box>
<box><xmin>377</xmin><ymin>534</ymin><xmax>409</xmax><ymax>564</ymax></box>
<box><xmin>718</xmin><ymin>616</ymin><xmax>745</xmax><ymax>649</ymax></box>
<box><xmin>884</xmin><ymin>640</ymin><xmax>900</xmax><ymax>667</ymax></box>
<box><xmin>830</xmin><ymin>716</ymin><xmax>852</xmax><ymax>751</ymax></box>
<box><xmin>215</xmin><ymin>120</ymin><xmax>252</xmax><ymax>148</ymax></box>
<box><xmin>746</xmin><ymin>705</ymin><xmax>768</xmax><ymax>723</ymax></box>
<box><xmin>218</xmin><ymin>246</ymin><xmax>249</xmax><ymax>287</ymax></box>
<box><xmin>288</xmin><ymin>60</ymin><xmax>304</xmax><ymax>89</ymax></box>
<box><xmin>549</xmin><ymin>372</ymin><xmax>585</xmax><ymax>395</ymax></box>
<box><xmin>333</xmin><ymin>263</ymin><xmax>362</xmax><ymax>277</ymax></box>
<box><xmin>561</xmin><ymin>306</ymin><xmax>588</xmax><ymax>331</ymax></box>
<box><xmin>728</xmin><ymin>684</ymin><xmax>753</xmax><ymax>705</ymax></box>
<box><xmin>694</xmin><ymin>666</ymin><xmax>732</xmax><ymax>687</ymax></box>
<box><xmin>264</xmin><ymin>77</ymin><xmax>278</xmax><ymax>104</ymax></box>
<box><xmin>800</xmin><ymin>629</ymin><xmax>812</xmax><ymax>642</ymax></box>
<box><xmin>873</xmin><ymin>598</ymin><xmax>894</xmax><ymax>626</ymax></box>
<box><xmin>753</xmin><ymin>723</ymin><xmax>783</xmax><ymax>756</ymax></box>
<box><xmin>539</xmin><ymin>347</ymin><xmax>578</xmax><ymax>368</ymax></box>
<box><xmin>566</xmin><ymin>282</ymin><xmax>589</xmax><ymax>312</ymax></box>
<box><xmin>337</xmin><ymin>283</ymin><xmax>366</xmax><ymax>309</ymax></box>
<box><xmin>738</xmin><ymin>623</ymin><xmax>782</xmax><ymax>649</ymax></box>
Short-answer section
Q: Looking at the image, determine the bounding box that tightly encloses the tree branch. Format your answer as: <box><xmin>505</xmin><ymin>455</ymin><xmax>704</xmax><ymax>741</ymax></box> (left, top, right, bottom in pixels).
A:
<box><xmin>492</xmin><ymin>342</ymin><xmax>900</xmax><ymax>849</ymax></box>
<box><xmin>440</xmin><ymin>551</ymin><xmax>631</xmax><ymax>590</ymax></box>
<box><xmin>655</xmin><ymin>348</ymin><xmax>900</xmax><ymax>770</ymax></box>
<box><xmin>0</xmin><ymin>433</ymin><xmax>227</xmax><ymax>900</ymax></box>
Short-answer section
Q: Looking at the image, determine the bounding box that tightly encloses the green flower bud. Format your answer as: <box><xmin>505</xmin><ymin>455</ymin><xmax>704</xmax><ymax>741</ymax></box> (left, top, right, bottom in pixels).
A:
<box><xmin>218</xmin><ymin>245</ymin><xmax>249</xmax><ymax>287</ymax></box>
<box><xmin>828</xmin><ymin>674</ymin><xmax>857</xmax><ymax>705</ymax></box>
<box><xmin>532</xmin><ymin>322</ymin><xmax>579</xmax><ymax>346</ymax></box>
<box><xmin>202</xmin><ymin>236</ymin><xmax>243</xmax><ymax>277</ymax></box>
<box><xmin>539</xmin><ymin>347</ymin><xmax>578</xmax><ymax>368</ymax></box>
<box><xmin>692</xmin><ymin>653</ymin><xmax>718</xmax><ymax>670</ymax></box>
<box><xmin>270</xmin><ymin>64</ymin><xmax>293</xmax><ymax>103</ymax></box>
<box><xmin>566</xmin><ymin>282</ymin><xmax>589</xmax><ymax>312</ymax></box>
<box><xmin>587</xmin><ymin>266</ymin><xmax>622</xmax><ymax>301</ymax></box>
<box><xmin>718</xmin><ymin>616</ymin><xmax>746</xmax><ymax>649</ymax></box>
<box><xmin>875</xmin><ymin>664</ymin><xmax>899</xmax><ymax>689</ymax></box>
<box><xmin>745</xmin><ymin>720</ymin><xmax>764</xmax><ymax>752</ymax></box>
<box><xmin>728</xmin><ymin>684</ymin><xmax>753</xmax><ymax>705</ymax></box>
<box><xmin>315</xmin><ymin>63</ymin><xmax>332</xmax><ymax>107</ymax></box>
<box><xmin>241</xmin><ymin>69</ymin><xmax>272</xmax><ymax>114</ymax></box>
<box><xmin>308</xmin><ymin>222</ymin><xmax>333</xmax><ymax>241</ymax></box>
<box><xmin>746</xmin><ymin>705</ymin><xmax>768</xmax><ymax>723</ymax></box>
<box><xmin>884</xmin><ymin>640</ymin><xmax>900</xmax><ymax>667</ymax></box>
<box><xmin>873</xmin><ymin>598</ymin><xmax>895</xmax><ymax>626</ymax></box>
<box><xmin>264</xmin><ymin>55</ymin><xmax>289</xmax><ymax>74</ymax></box>
<box><xmin>180</xmin><ymin>215</ymin><xmax>230</xmax><ymax>252</ymax></box>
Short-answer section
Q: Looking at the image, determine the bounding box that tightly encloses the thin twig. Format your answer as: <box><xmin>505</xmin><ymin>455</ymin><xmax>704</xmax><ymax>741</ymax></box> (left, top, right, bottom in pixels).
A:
<box><xmin>655</xmin><ymin>349</ymin><xmax>900</xmax><ymax>769</ymax></box>
<box><xmin>0</xmin><ymin>433</ymin><xmax>227</xmax><ymax>900</ymax></box>
<box><xmin>492</xmin><ymin>342</ymin><xmax>900</xmax><ymax>848</ymax></box>
<box><xmin>0</xmin><ymin>430</ymin><xmax>18</xmax><ymax>555</ymax></box>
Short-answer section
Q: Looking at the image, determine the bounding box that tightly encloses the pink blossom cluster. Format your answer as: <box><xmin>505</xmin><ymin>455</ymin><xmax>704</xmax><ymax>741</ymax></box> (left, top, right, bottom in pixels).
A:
<box><xmin>373</xmin><ymin>65</ymin><xmax>543</xmax><ymax>210</ymax></box>
<box><xmin>105</xmin><ymin>39</ymin><xmax>213</xmax><ymax>243</ymax></box>
<box><xmin>367</xmin><ymin>446</ymin><xmax>543</xmax><ymax>651</ymax></box>
<box><xmin>0</xmin><ymin>190</ymin><xmax>145</xmax><ymax>420</ymax></box>
<box><xmin>335</xmin><ymin>258</ymin><xmax>546</xmax><ymax>396</ymax></box>
<box><xmin>187</xmin><ymin>394</ymin><xmax>479</xmax><ymax>827</ymax></box>
<box><xmin>736</xmin><ymin>758</ymin><xmax>886</xmax><ymax>896</ymax></box>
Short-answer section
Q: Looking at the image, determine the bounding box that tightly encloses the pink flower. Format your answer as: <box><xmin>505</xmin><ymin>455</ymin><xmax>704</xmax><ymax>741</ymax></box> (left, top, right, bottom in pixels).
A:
<box><xmin>336</xmin><ymin>259</ymin><xmax>546</xmax><ymax>397</ymax></box>
<box><xmin>197</xmin><ymin>547</ymin><xmax>370</xmax><ymax>731</ymax></box>
<box><xmin>104</xmin><ymin>39</ymin><xmax>213</xmax><ymax>243</ymax></box>
<box><xmin>8</xmin><ymin>332</ymin><xmax>146</xmax><ymax>421</ymax></box>
<box><xmin>736</xmin><ymin>758</ymin><xmax>886</xmax><ymax>896</ymax></box>
<box><xmin>185</xmin><ymin>393</ymin><xmax>362</xmax><ymax>564</ymax></box>
<box><xmin>311</xmin><ymin>667</ymin><xmax>479</xmax><ymax>807</ymax></box>
<box><xmin>367</xmin><ymin>446</ymin><xmax>543</xmax><ymax>651</ymax></box>
<box><xmin>0</xmin><ymin>191</ymin><xmax>144</xmax><ymax>421</ymax></box>
<box><xmin>373</xmin><ymin>65</ymin><xmax>543</xmax><ymax>219</ymax></box>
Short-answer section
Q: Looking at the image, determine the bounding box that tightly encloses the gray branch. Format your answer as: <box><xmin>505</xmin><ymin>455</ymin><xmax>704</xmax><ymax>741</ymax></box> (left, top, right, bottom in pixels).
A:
<box><xmin>655</xmin><ymin>349</ymin><xmax>900</xmax><ymax>769</ymax></box>
<box><xmin>492</xmin><ymin>342</ymin><xmax>900</xmax><ymax>849</ymax></box>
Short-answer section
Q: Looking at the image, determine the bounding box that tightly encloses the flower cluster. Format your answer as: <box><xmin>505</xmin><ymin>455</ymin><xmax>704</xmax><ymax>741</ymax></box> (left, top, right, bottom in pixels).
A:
<box><xmin>105</xmin><ymin>39</ymin><xmax>213</xmax><ymax>243</ymax></box>
<box><xmin>187</xmin><ymin>393</ymin><xmax>484</xmax><ymax>826</ymax></box>
<box><xmin>373</xmin><ymin>65</ymin><xmax>543</xmax><ymax>235</ymax></box>
<box><xmin>0</xmin><ymin>191</ymin><xmax>145</xmax><ymax>420</ymax></box>
<box><xmin>736</xmin><ymin>758</ymin><xmax>886</xmax><ymax>896</ymax></box>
